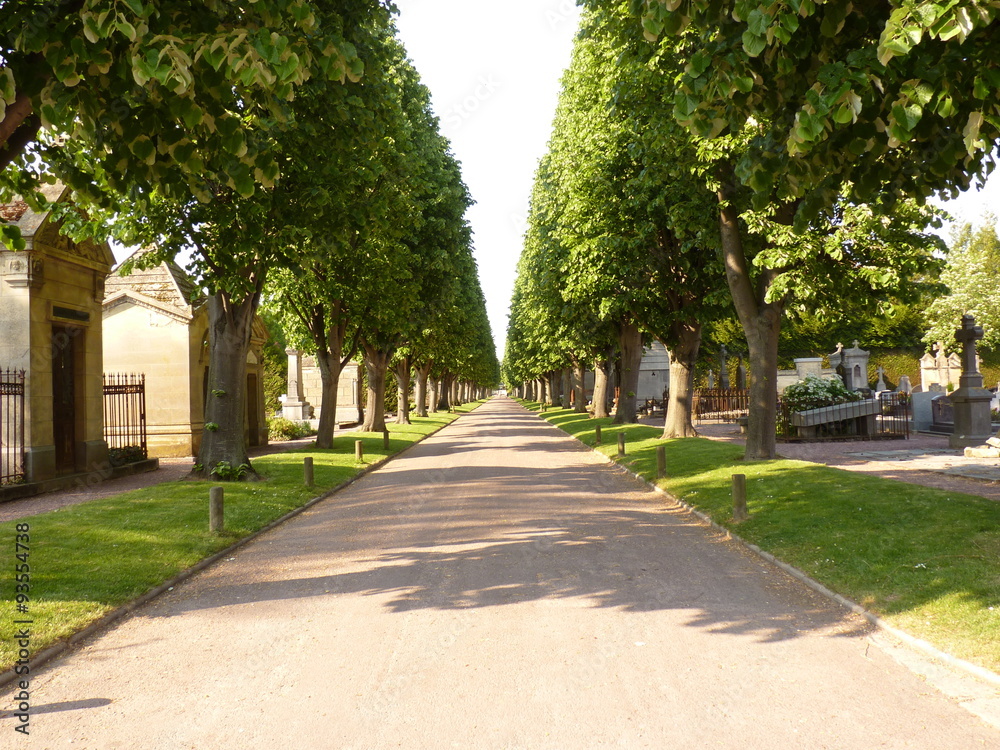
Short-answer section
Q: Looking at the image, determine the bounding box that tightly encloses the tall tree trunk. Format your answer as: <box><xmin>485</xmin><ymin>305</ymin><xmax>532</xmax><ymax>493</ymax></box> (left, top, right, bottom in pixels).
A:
<box><xmin>439</xmin><ymin>373</ymin><xmax>455</xmax><ymax>411</ymax></box>
<box><xmin>592</xmin><ymin>356</ymin><xmax>612</xmax><ymax>418</ymax></box>
<box><xmin>311</xmin><ymin>302</ymin><xmax>353</xmax><ymax>449</ymax></box>
<box><xmin>414</xmin><ymin>360</ymin><xmax>433</xmax><ymax>417</ymax></box>
<box><xmin>560</xmin><ymin>368</ymin><xmax>572</xmax><ymax>408</ymax></box>
<box><xmin>663</xmin><ymin>322</ymin><xmax>702</xmax><ymax>439</ymax></box>
<box><xmin>429</xmin><ymin>378</ymin><xmax>440</xmax><ymax>413</ymax></box>
<box><xmin>314</xmin><ymin>349</ymin><xmax>341</xmax><ymax>449</ymax></box>
<box><xmin>545</xmin><ymin>372</ymin><xmax>558</xmax><ymax>406</ymax></box>
<box><xmin>198</xmin><ymin>293</ymin><xmax>259</xmax><ymax>480</ymax></box>
<box><xmin>612</xmin><ymin>321</ymin><xmax>643</xmax><ymax>424</ymax></box>
<box><xmin>394</xmin><ymin>355</ymin><xmax>412</xmax><ymax>424</ymax></box>
<box><xmin>572</xmin><ymin>357</ymin><xmax>587</xmax><ymax>413</ymax></box>
<box><xmin>361</xmin><ymin>341</ymin><xmax>392</xmax><ymax>433</ymax></box>
<box><xmin>356</xmin><ymin>367</ymin><xmax>365</xmax><ymax>425</ymax></box>
<box><xmin>718</xmin><ymin>172</ymin><xmax>787</xmax><ymax>460</ymax></box>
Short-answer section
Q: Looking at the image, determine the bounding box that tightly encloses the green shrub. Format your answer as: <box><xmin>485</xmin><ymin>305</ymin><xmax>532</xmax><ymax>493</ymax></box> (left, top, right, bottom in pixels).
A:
<box><xmin>108</xmin><ymin>446</ymin><xmax>146</xmax><ymax>467</ymax></box>
<box><xmin>267</xmin><ymin>417</ymin><xmax>314</xmax><ymax>441</ymax></box>
<box><xmin>782</xmin><ymin>374</ymin><xmax>862</xmax><ymax>412</ymax></box>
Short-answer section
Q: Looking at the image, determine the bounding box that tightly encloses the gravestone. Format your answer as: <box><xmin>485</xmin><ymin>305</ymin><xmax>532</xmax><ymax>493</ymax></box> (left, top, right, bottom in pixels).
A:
<box><xmin>896</xmin><ymin>375</ymin><xmax>912</xmax><ymax>394</ymax></box>
<box><xmin>719</xmin><ymin>345</ymin><xmax>730</xmax><ymax>390</ymax></box>
<box><xmin>949</xmin><ymin>314</ymin><xmax>993</xmax><ymax>449</ymax></box>
<box><xmin>707</xmin><ymin>369</ymin><xmax>715</xmax><ymax>389</ymax></box>
<box><xmin>876</xmin><ymin>366</ymin><xmax>887</xmax><ymax>391</ymax></box>
<box><xmin>282</xmin><ymin>348</ymin><xmax>312</xmax><ymax>421</ymax></box>
<box><xmin>736</xmin><ymin>357</ymin><xmax>747</xmax><ymax>390</ymax></box>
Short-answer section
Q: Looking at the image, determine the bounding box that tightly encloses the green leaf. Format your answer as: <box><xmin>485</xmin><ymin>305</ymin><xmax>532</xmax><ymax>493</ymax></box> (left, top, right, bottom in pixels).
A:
<box><xmin>742</xmin><ymin>31</ymin><xmax>767</xmax><ymax>57</ymax></box>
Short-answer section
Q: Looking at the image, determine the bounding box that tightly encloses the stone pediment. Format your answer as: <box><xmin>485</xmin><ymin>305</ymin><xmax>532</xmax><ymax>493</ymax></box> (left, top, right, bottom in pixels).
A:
<box><xmin>103</xmin><ymin>289</ymin><xmax>194</xmax><ymax>325</ymax></box>
<box><xmin>2</xmin><ymin>183</ymin><xmax>114</xmax><ymax>272</ymax></box>
<box><xmin>106</xmin><ymin>251</ymin><xmax>203</xmax><ymax>311</ymax></box>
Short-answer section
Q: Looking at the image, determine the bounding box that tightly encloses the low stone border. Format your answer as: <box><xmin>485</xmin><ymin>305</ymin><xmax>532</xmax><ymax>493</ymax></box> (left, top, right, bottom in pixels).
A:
<box><xmin>0</xmin><ymin>410</ymin><xmax>475</xmax><ymax>691</ymax></box>
<box><xmin>531</xmin><ymin>407</ymin><xmax>1000</xmax><ymax>689</ymax></box>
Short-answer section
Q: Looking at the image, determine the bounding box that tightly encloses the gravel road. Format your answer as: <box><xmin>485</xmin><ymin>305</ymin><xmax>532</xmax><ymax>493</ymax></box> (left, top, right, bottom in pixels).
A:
<box><xmin>3</xmin><ymin>397</ymin><xmax>1000</xmax><ymax>748</ymax></box>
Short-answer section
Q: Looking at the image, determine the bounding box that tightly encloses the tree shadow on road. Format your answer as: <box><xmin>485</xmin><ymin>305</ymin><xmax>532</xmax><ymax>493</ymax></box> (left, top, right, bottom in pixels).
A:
<box><xmin>150</xmin><ymin>462</ymin><xmax>871</xmax><ymax>646</ymax></box>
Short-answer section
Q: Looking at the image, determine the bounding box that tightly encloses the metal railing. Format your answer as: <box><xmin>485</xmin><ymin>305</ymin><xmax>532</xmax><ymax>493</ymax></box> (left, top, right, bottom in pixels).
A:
<box><xmin>103</xmin><ymin>373</ymin><xmax>147</xmax><ymax>465</ymax></box>
<box><xmin>1</xmin><ymin>369</ymin><xmax>26</xmax><ymax>484</ymax></box>
<box><xmin>777</xmin><ymin>392</ymin><xmax>910</xmax><ymax>442</ymax></box>
<box><xmin>693</xmin><ymin>388</ymin><xmax>750</xmax><ymax>424</ymax></box>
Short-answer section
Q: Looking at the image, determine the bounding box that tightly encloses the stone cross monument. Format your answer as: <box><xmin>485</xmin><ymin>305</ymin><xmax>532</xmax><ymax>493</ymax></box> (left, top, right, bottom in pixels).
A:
<box><xmin>949</xmin><ymin>315</ymin><xmax>993</xmax><ymax>449</ymax></box>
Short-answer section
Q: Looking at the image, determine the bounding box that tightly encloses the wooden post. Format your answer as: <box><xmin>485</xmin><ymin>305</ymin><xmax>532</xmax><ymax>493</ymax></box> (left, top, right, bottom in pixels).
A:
<box><xmin>383</xmin><ymin>429</ymin><xmax>390</xmax><ymax>450</ymax></box>
<box><xmin>617</xmin><ymin>433</ymin><xmax>626</xmax><ymax>457</ymax></box>
<box><xmin>209</xmin><ymin>486</ymin><xmax>224</xmax><ymax>532</ymax></box>
<box><xmin>594</xmin><ymin>424</ymin><xmax>602</xmax><ymax>445</ymax></box>
<box><xmin>656</xmin><ymin>446</ymin><xmax>666</xmax><ymax>479</ymax></box>
<box><xmin>355</xmin><ymin>440</ymin><xmax>364</xmax><ymax>462</ymax></box>
<box><xmin>304</xmin><ymin>457</ymin><xmax>314</xmax><ymax>487</ymax></box>
<box><xmin>732</xmin><ymin>474</ymin><xmax>748</xmax><ymax>522</ymax></box>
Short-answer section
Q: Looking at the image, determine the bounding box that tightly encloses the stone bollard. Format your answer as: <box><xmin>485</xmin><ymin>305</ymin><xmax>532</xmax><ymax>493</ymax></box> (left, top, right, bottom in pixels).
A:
<box><xmin>304</xmin><ymin>457</ymin><xmax>314</xmax><ymax>488</ymax></box>
<box><xmin>209</xmin><ymin>486</ymin><xmax>224</xmax><ymax>532</ymax></box>
<box><xmin>595</xmin><ymin>424</ymin><xmax>602</xmax><ymax>445</ymax></box>
<box><xmin>617</xmin><ymin>433</ymin><xmax>626</xmax><ymax>457</ymax></box>
<box><xmin>355</xmin><ymin>440</ymin><xmax>364</xmax><ymax>462</ymax></box>
<box><xmin>732</xmin><ymin>474</ymin><xmax>749</xmax><ymax>522</ymax></box>
<box><xmin>656</xmin><ymin>446</ymin><xmax>666</xmax><ymax>479</ymax></box>
<box><xmin>383</xmin><ymin>429</ymin><xmax>390</xmax><ymax>450</ymax></box>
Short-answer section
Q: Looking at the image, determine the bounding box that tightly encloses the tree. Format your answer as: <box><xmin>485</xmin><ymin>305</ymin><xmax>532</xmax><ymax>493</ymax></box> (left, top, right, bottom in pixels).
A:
<box><xmin>624</xmin><ymin>0</ymin><xmax>965</xmax><ymax>458</ymax></box>
<box><xmin>924</xmin><ymin>216</ymin><xmax>1000</xmax><ymax>351</ymax></box>
<box><xmin>108</xmin><ymin>3</ymin><xmax>390</xmax><ymax>479</ymax></box>
<box><xmin>0</xmin><ymin>0</ymin><xmax>375</xmax><ymax>248</ymax></box>
<box><xmin>267</xmin><ymin>27</ymin><xmax>419</xmax><ymax>447</ymax></box>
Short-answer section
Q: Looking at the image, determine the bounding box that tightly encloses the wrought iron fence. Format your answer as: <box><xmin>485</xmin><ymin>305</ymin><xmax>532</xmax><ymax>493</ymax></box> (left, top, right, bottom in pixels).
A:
<box><xmin>693</xmin><ymin>388</ymin><xmax>750</xmax><ymax>424</ymax></box>
<box><xmin>1</xmin><ymin>369</ymin><xmax>26</xmax><ymax>485</ymax></box>
<box><xmin>103</xmin><ymin>373</ymin><xmax>147</xmax><ymax>465</ymax></box>
<box><xmin>777</xmin><ymin>391</ymin><xmax>910</xmax><ymax>442</ymax></box>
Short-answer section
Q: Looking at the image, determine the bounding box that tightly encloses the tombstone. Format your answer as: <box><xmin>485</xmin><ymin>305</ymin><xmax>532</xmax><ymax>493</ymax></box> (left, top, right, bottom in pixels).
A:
<box><xmin>931</xmin><ymin>394</ymin><xmax>954</xmax><ymax>434</ymax></box>
<box><xmin>896</xmin><ymin>375</ymin><xmax>912</xmax><ymax>395</ymax></box>
<box><xmin>841</xmin><ymin>340</ymin><xmax>870</xmax><ymax>391</ymax></box>
<box><xmin>794</xmin><ymin>357</ymin><xmax>824</xmax><ymax>380</ymax></box>
<box><xmin>948</xmin><ymin>314</ymin><xmax>993</xmax><ymax>449</ymax></box>
<box><xmin>707</xmin><ymin>368</ymin><xmax>715</xmax><ymax>389</ymax></box>
<box><xmin>876</xmin><ymin>366</ymin><xmax>888</xmax><ymax>392</ymax></box>
<box><xmin>910</xmin><ymin>391</ymin><xmax>935</xmax><ymax>432</ymax></box>
<box><xmin>282</xmin><ymin>348</ymin><xmax>312</xmax><ymax>421</ymax></box>
<box><xmin>830</xmin><ymin>342</ymin><xmax>847</xmax><ymax>386</ymax></box>
<box><xmin>736</xmin><ymin>357</ymin><xmax>747</xmax><ymax>390</ymax></box>
<box><xmin>719</xmin><ymin>346</ymin><xmax>730</xmax><ymax>390</ymax></box>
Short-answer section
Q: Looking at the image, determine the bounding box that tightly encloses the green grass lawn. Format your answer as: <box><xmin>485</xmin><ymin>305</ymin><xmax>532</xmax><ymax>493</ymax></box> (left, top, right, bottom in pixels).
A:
<box><xmin>526</xmin><ymin>402</ymin><xmax>1000</xmax><ymax>674</ymax></box>
<box><xmin>0</xmin><ymin>403</ymin><xmax>485</xmax><ymax>671</ymax></box>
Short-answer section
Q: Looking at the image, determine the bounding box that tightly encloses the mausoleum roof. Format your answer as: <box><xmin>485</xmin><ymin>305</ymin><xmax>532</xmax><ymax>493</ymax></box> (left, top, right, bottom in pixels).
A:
<box><xmin>105</xmin><ymin>249</ymin><xmax>204</xmax><ymax>312</ymax></box>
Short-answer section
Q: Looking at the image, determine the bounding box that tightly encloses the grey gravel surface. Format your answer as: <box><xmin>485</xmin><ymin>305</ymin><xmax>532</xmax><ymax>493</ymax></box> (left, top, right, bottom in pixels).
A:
<box><xmin>4</xmin><ymin>398</ymin><xmax>1000</xmax><ymax>748</ymax></box>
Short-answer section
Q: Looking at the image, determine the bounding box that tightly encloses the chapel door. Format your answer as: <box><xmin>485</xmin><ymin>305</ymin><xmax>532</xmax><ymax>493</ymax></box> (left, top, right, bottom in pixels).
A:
<box><xmin>52</xmin><ymin>326</ymin><xmax>79</xmax><ymax>473</ymax></box>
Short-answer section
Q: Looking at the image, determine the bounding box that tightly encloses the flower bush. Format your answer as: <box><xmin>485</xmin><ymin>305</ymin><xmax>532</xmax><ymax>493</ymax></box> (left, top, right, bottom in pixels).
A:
<box><xmin>782</xmin><ymin>374</ymin><xmax>862</xmax><ymax>412</ymax></box>
<box><xmin>266</xmin><ymin>417</ymin><xmax>315</xmax><ymax>441</ymax></box>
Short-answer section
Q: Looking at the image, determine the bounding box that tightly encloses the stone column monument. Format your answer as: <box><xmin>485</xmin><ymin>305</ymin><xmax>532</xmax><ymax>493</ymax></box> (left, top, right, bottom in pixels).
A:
<box><xmin>282</xmin><ymin>348</ymin><xmax>312</xmax><ymax>421</ymax></box>
<box><xmin>719</xmin><ymin>346</ymin><xmax>730</xmax><ymax>390</ymax></box>
<box><xmin>949</xmin><ymin>315</ymin><xmax>993</xmax><ymax>449</ymax></box>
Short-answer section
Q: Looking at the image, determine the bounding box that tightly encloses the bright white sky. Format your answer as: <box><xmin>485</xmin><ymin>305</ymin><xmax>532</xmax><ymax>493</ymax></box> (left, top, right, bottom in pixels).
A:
<box><xmin>394</xmin><ymin>0</ymin><xmax>582</xmax><ymax>357</ymax></box>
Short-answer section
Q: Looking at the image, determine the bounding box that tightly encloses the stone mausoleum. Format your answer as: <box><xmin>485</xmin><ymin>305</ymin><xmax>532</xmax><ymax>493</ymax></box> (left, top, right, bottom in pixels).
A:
<box><xmin>103</xmin><ymin>251</ymin><xmax>269</xmax><ymax>457</ymax></box>
<box><xmin>0</xmin><ymin>184</ymin><xmax>114</xmax><ymax>481</ymax></box>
